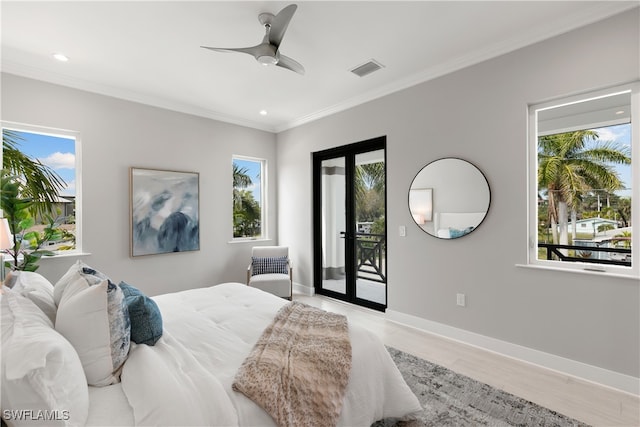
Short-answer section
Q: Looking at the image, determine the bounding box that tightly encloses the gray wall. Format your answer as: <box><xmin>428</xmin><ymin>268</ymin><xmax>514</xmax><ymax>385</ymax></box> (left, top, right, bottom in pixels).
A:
<box><xmin>1</xmin><ymin>73</ymin><xmax>278</xmax><ymax>295</ymax></box>
<box><xmin>277</xmin><ymin>9</ymin><xmax>640</xmax><ymax>378</ymax></box>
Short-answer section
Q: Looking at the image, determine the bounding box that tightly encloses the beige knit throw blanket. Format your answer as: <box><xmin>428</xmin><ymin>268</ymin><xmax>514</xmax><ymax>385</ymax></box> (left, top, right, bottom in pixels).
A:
<box><xmin>232</xmin><ymin>301</ymin><xmax>352</xmax><ymax>427</ymax></box>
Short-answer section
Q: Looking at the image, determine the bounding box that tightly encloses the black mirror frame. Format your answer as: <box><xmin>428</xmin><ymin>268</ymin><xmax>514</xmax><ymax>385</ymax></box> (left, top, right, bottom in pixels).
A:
<box><xmin>408</xmin><ymin>157</ymin><xmax>491</xmax><ymax>239</ymax></box>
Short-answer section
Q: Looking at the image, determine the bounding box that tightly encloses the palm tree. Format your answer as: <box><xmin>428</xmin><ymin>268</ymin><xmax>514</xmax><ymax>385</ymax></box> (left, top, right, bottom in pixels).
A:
<box><xmin>355</xmin><ymin>162</ymin><xmax>385</xmax><ymax>223</ymax></box>
<box><xmin>615</xmin><ymin>230</ymin><xmax>632</xmax><ymax>249</ymax></box>
<box><xmin>233</xmin><ymin>190</ymin><xmax>261</xmax><ymax>237</ymax></box>
<box><xmin>538</xmin><ymin>130</ymin><xmax>630</xmax><ymax>247</ymax></box>
<box><xmin>2</xmin><ymin>129</ymin><xmax>67</xmax><ymax>217</ymax></box>
<box><xmin>232</xmin><ymin>163</ymin><xmax>252</xmax><ymax>208</ymax></box>
<box><xmin>233</xmin><ymin>163</ymin><xmax>252</xmax><ymax>188</ymax></box>
<box><xmin>355</xmin><ymin>163</ymin><xmax>385</xmax><ymax>200</ymax></box>
<box><xmin>232</xmin><ymin>163</ymin><xmax>261</xmax><ymax>237</ymax></box>
<box><xmin>616</xmin><ymin>198</ymin><xmax>632</xmax><ymax>227</ymax></box>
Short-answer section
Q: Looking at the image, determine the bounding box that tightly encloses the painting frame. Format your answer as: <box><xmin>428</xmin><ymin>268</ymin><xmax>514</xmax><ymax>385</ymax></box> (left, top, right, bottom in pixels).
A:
<box><xmin>130</xmin><ymin>167</ymin><xmax>200</xmax><ymax>257</ymax></box>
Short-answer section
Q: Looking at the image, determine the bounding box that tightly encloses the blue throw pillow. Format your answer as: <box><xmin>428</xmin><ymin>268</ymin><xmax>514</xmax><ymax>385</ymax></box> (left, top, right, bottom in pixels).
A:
<box><xmin>252</xmin><ymin>256</ymin><xmax>288</xmax><ymax>276</ymax></box>
<box><xmin>118</xmin><ymin>281</ymin><xmax>163</xmax><ymax>346</ymax></box>
<box><xmin>449</xmin><ymin>226</ymin><xmax>475</xmax><ymax>238</ymax></box>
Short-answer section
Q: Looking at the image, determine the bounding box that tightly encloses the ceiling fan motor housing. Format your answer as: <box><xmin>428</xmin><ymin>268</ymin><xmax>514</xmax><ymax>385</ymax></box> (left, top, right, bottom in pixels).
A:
<box><xmin>255</xmin><ymin>43</ymin><xmax>279</xmax><ymax>65</ymax></box>
<box><xmin>258</xmin><ymin>12</ymin><xmax>275</xmax><ymax>26</ymax></box>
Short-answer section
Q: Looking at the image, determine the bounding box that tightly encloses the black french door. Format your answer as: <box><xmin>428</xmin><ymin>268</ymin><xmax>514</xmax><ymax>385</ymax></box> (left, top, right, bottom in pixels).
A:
<box><xmin>312</xmin><ymin>136</ymin><xmax>387</xmax><ymax>311</ymax></box>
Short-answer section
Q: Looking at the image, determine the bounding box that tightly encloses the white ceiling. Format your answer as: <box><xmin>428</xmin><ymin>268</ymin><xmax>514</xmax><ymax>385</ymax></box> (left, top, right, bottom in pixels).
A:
<box><xmin>1</xmin><ymin>1</ymin><xmax>637</xmax><ymax>133</ymax></box>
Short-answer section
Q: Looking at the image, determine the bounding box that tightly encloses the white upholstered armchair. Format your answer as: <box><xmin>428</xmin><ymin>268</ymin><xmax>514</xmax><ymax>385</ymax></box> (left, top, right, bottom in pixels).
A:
<box><xmin>247</xmin><ymin>246</ymin><xmax>293</xmax><ymax>300</ymax></box>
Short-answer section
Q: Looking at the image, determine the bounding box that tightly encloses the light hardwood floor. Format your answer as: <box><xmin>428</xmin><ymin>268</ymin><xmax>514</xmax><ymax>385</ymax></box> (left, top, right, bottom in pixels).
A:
<box><xmin>295</xmin><ymin>294</ymin><xmax>640</xmax><ymax>427</ymax></box>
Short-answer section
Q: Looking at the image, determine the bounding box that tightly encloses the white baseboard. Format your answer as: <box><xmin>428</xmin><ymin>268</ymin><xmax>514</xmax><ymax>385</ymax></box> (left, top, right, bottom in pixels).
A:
<box><xmin>386</xmin><ymin>309</ymin><xmax>640</xmax><ymax>396</ymax></box>
<box><xmin>293</xmin><ymin>283</ymin><xmax>314</xmax><ymax>296</ymax></box>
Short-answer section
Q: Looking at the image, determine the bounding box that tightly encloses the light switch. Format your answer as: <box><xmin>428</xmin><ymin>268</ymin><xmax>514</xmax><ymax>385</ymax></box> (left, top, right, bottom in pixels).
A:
<box><xmin>457</xmin><ymin>293</ymin><xmax>466</xmax><ymax>307</ymax></box>
<box><xmin>399</xmin><ymin>225</ymin><xmax>406</xmax><ymax>237</ymax></box>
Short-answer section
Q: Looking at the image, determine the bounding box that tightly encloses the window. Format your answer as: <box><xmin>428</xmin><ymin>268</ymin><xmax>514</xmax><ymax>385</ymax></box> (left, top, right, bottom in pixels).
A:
<box><xmin>1</xmin><ymin>123</ymin><xmax>81</xmax><ymax>258</ymax></box>
<box><xmin>232</xmin><ymin>156</ymin><xmax>265</xmax><ymax>240</ymax></box>
<box><xmin>528</xmin><ymin>83</ymin><xmax>638</xmax><ymax>277</ymax></box>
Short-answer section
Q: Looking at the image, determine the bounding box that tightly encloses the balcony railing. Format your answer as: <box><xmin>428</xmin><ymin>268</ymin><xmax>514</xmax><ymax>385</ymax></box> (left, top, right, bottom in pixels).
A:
<box><xmin>355</xmin><ymin>232</ymin><xmax>386</xmax><ymax>283</ymax></box>
<box><xmin>538</xmin><ymin>243</ymin><xmax>631</xmax><ymax>267</ymax></box>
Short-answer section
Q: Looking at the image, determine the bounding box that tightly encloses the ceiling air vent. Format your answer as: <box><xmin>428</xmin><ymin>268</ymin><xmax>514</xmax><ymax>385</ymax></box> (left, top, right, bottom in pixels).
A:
<box><xmin>350</xmin><ymin>59</ymin><xmax>385</xmax><ymax>77</ymax></box>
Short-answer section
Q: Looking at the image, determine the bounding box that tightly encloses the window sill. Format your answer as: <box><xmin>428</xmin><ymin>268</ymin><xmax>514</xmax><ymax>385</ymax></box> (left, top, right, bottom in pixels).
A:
<box><xmin>515</xmin><ymin>263</ymin><xmax>639</xmax><ymax>281</ymax></box>
<box><xmin>228</xmin><ymin>238</ymin><xmax>273</xmax><ymax>244</ymax></box>
<box><xmin>46</xmin><ymin>251</ymin><xmax>91</xmax><ymax>258</ymax></box>
<box><xmin>14</xmin><ymin>251</ymin><xmax>92</xmax><ymax>261</ymax></box>
<box><xmin>2</xmin><ymin>251</ymin><xmax>91</xmax><ymax>269</ymax></box>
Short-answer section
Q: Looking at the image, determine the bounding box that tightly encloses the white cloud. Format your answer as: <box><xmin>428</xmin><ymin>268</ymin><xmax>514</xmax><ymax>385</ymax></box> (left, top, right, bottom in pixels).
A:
<box><xmin>593</xmin><ymin>127</ymin><xmax>618</xmax><ymax>141</ymax></box>
<box><xmin>39</xmin><ymin>152</ymin><xmax>75</xmax><ymax>169</ymax></box>
<box><xmin>61</xmin><ymin>179</ymin><xmax>76</xmax><ymax>197</ymax></box>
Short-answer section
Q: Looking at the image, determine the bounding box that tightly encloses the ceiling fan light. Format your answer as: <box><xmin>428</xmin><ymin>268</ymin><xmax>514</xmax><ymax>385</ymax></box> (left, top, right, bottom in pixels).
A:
<box><xmin>257</xmin><ymin>55</ymin><xmax>278</xmax><ymax>66</ymax></box>
<box><xmin>53</xmin><ymin>53</ymin><xmax>69</xmax><ymax>62</ymax></box>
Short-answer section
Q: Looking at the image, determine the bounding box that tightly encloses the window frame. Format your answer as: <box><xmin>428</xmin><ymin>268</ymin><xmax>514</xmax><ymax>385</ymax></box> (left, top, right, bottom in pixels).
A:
<box><xmin>527</xmin><ymin>82</ymin><xmax>639</xmax><ymax>279</ymax></box>
<box><xmin>231</xmin><ymin>155</ymin><xmax>267</xmax><ymax>241</ymax></box>
<box><xmin>1</xmin><ymin>121</ymin><xmax>83</xmax><ymax>256</ymax></box>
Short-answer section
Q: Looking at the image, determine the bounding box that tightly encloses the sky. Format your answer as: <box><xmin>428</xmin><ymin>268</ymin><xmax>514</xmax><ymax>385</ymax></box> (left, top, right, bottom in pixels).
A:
<box><xmin>591</xmin><ymin>123</ymin><xmax>632</xmax><ymax>198</ymax></box>
<box><xmin>8</xmin><ymin>130</ymin><xmax>76</xmax><ymax>197</ymax></box>
<box><xmin>233</xmin><ymin>158</ymin><xmax>262</xmax><ymax>203</ymax></box>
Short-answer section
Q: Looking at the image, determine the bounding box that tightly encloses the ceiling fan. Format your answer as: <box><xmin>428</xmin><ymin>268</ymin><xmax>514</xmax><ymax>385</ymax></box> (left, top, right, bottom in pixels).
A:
<box><xmin>201</xmin><ymin>4</ymin><xmax>305</xmax><ymax>75</ymax></box>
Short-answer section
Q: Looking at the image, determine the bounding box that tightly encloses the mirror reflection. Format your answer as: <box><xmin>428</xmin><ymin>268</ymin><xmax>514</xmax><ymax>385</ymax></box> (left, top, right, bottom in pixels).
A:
<box><xmin>409</xmin><ymin>158</ymin><xmax>490</xmax><ymax>239</ymax></box>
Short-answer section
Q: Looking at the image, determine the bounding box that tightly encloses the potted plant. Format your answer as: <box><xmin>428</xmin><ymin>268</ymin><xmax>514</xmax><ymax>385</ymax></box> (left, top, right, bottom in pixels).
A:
<box><xmin>0</xmin><ymin>171</ymin><xmax>64</xmax><ymax>272</ymax></box>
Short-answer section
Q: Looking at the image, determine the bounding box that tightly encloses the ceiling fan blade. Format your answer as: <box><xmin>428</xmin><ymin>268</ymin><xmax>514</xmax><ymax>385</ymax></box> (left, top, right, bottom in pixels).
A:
<box><xmin>269</xmin><ymin>4</ymin><xmax>297</xmax><ymax>48</ymax></box>
<box><xmin>277</xmin><ymin>54</ymin><xmax>305</xmax><ymax>75</ymax></box>
<box><xmin>201</xmin><ymin>45</ymin><xmax>261</xmax><ymax>59</ymax></box>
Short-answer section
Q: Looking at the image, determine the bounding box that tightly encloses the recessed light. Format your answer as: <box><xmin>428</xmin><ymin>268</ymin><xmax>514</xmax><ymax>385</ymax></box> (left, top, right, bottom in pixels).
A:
<box><xmin>53</xmin><ymin>53</ymin><xmax>69</xmax><ymax>62</ymax></box>
<box><xmin>615</xmin><ymin>110</ymin><xmax>625</xmax><ymax>115</ymax></box>
<box><xmin>259</xmin><ymin>110</ymin><xmax>268</xmax><ymax>116</ymax></box>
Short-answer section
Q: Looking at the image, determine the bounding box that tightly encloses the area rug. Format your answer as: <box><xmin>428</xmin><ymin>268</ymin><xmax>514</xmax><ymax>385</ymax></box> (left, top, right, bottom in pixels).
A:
<box><xmin>372</xmin><ymin>347</ymin><xmax>589</xmax><ymax>427</ymax></box>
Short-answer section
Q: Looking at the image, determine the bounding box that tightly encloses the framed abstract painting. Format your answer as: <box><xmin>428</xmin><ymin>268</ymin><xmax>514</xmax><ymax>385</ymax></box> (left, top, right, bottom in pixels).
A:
<box><xmin>130</xmin><ymin>167</ymin><xmax>200</xmax><ymax>257</ymax></box>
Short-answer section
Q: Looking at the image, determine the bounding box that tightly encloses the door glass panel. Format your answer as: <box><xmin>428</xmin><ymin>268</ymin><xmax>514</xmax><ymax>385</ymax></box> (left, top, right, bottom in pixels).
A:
<box><xmin>354</xmin><ymin>150</ymin><xmax>386</xmax><ymax>305</ymax></box>
<box><xmin>321</xmin><ymin>157</ymin><xmax>346</xmax><ymax>295</ymax></box>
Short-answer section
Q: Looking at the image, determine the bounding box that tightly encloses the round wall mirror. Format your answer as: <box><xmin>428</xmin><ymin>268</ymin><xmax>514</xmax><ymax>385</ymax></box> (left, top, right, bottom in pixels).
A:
<box><xmin>408</xmin><ymin>158</ymin><xmax>490</xmax><ymax>239</ymax></box>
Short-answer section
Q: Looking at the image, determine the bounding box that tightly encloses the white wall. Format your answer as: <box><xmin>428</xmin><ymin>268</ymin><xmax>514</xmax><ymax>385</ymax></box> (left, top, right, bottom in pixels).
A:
<box><xmin>277</xmin><ymin>8</ymin><xmax>640</xmax><ymax>383</ymax></box>
<box><xmin>1</xmin><ymin>73</ymin><xmax>278</xmax><ymax>296</ymax></box>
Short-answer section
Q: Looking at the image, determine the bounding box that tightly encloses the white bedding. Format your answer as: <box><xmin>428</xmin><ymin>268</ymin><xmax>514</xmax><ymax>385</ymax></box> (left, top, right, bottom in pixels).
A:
<box><xmin>87</xmin><ymin>283</ymin><xmax>421</xmax><ymax>426</ymax></box>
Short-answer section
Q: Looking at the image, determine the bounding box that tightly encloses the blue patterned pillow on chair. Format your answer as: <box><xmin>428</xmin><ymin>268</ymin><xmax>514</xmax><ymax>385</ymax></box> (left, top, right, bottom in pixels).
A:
<box><xmin>252</xmin><ymin>256</ymin><xmax>288</xmax><ymax>276</ymax></box>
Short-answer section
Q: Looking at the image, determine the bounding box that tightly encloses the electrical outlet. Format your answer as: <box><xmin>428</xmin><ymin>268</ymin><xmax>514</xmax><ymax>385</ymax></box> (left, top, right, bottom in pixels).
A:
<box><xmin>456</xmin><ymin>293</ymin><xmax>466</xmax><ymax>307</ymax></box>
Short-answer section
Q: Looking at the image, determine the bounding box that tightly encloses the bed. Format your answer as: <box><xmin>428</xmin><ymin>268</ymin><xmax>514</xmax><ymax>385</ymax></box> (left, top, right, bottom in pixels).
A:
<box><xmin>1</xmin><ymin>261</ymin><xmax>421</xmax><ymax>427</ymax></box>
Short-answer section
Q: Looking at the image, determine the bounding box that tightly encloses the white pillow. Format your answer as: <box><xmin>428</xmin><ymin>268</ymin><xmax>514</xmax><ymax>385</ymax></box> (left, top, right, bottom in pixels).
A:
<box><xmin>5</xmin><ymin>271</ymin><xmax>57</xmax><ymax>324</ymax></box>
<box><xmin>1</xmin><ymin>288</ymin><xmax>89</xmax><ymax>427</ymax></box>
<box><xmin>55</xmin><ymin>272</ymin><xmax>130</xmax><ymax>387</ymax></box>
<box><xmin>53</xmin><ymin>260</ymin><xmax>107</xmax><ymax>307</ymax></box>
